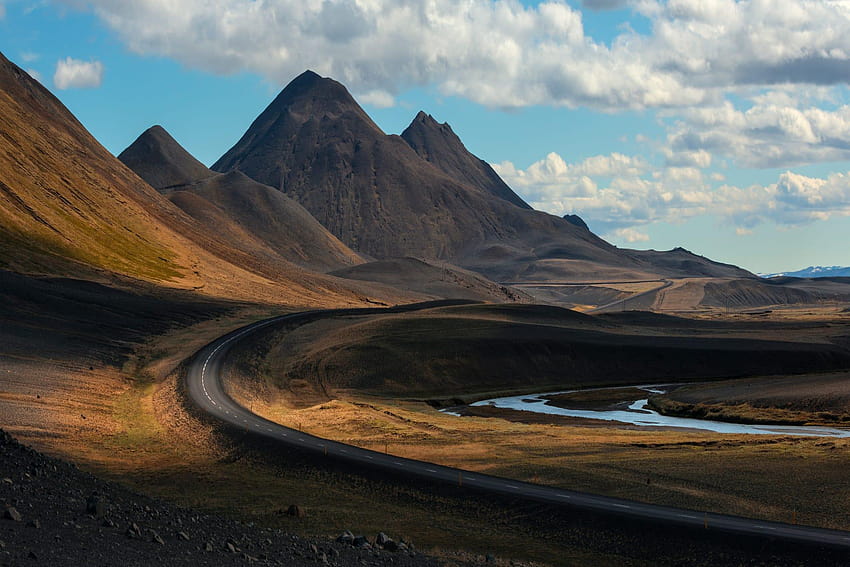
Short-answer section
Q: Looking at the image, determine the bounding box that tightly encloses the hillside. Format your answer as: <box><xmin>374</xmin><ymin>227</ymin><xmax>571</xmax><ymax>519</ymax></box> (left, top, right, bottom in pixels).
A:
<box><xmin>330</xmin><ymin>257</ymin><xmax>532</xmax><ymax>303</ymax></box>
<box><xmin>0</xmin><ymin>52</ymin><xmax>387</xmax><ymax>306</ymax></box>
<box><xmin>119</xmin><ymin>126</ymin><xmax>363</xmax><ymax>272</ymax></box>
<box><xmin>627</xmin><ymin>247</ymin><xmax>754</xmax><ymax>279</ymax></box>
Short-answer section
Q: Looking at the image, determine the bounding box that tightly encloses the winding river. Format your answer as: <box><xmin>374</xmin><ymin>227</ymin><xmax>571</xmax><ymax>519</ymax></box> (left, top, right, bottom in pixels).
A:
<box><xmin>444</xmin><ymin>385</ymin><xmax>850</xmax><ymax>438</ymax></box>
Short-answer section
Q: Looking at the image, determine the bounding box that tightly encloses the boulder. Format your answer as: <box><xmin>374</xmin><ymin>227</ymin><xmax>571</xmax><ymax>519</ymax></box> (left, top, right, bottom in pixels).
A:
<box><xmin>3</xmin><ymin>507</ymin><xmax>21</xmax><ymax>522</ymax></box>
<box><xmin>352</xmin><ymin>535</ymin><xmax>371</xmax><ymax>549</ymax></box>
<box><xmin>86</xmin><ymin>493</ymin><xmax>106</xmax><ymax>517</ymax></box>
<box><xmin>284</xmin><ymin>504</ymin><xmax>306</xmax><ymax>518</ymax></box>
<box><xmin>376</xmin><ymin>532</ymin><xmax>398</xmax><ymax>551</ymax></box>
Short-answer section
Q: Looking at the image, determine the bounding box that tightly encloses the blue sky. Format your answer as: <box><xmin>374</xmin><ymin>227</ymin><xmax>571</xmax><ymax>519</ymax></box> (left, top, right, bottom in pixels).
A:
<box><xmin>2</xmin><ymin>0</ymin><xmax>849</xmax><ymax>273</ymax></box>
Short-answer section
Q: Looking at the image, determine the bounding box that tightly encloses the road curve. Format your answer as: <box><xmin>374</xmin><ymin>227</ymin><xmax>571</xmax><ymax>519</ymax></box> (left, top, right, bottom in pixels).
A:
<box><xmin>186</xmin><ymin>305</ymin><xmax>850</xmax><ymax>550</ymax></box>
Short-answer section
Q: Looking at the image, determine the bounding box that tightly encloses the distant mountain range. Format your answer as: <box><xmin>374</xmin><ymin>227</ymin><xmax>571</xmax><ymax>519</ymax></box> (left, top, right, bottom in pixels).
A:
<box><xmin>761</xmin><ymin>266</ymin><xmax>850</xmax><ymax>279</ymax></box>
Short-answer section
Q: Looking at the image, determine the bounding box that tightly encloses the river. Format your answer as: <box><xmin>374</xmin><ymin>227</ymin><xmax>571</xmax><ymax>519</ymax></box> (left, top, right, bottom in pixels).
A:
<box><xmin>443</xmin><ymin>385</ymin><xmax>850</xmax><ymax>438</ymax></box>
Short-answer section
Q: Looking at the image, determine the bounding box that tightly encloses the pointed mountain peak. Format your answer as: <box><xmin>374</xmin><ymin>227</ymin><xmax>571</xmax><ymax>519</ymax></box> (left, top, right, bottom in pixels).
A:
<box><xmin>212</xmin><ymin>70</ymin><xmax>383</xmax><ymax>176</ymax></box>
<box><xmin>413</xmin><ymin>110</ymin><xmax>438</xmax><ymax>124</ymax></box>
<box><xmin>263</xmin><ymin>69</ymin><xmax>374</xmax><ymax>124</ymax></box>
<box><xmin>291</xmin><ymin>69</ymin><xmax>322</xmax><ymax>84</ymax></box>
<box><xmin>401</xmin><ymin>112</ymin><xmax>531</xmax><ymax>210</ymax></box>
<box><xmin>409</xmin><ymin>110</ymin><xmax>454</xmax><ymax>134</ymax></box>
<box><xmin>118</xmin><ymin>125</ymin><xmax>214</xmax><ymax>191</ymax></box>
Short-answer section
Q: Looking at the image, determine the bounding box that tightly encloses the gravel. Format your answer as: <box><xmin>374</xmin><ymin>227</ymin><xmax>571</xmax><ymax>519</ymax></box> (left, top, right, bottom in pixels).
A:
<box><xmin>0</xmin><ymin>429</ymin><xmax>441</xmax><ymax>567</ymax></box>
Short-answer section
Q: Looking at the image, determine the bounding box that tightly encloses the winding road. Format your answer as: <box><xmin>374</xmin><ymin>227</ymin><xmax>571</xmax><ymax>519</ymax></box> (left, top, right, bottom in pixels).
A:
<box><xmin>186</xmin><ymin>306</ymin><xmax>850</xmax><ymax>550</ymax></box>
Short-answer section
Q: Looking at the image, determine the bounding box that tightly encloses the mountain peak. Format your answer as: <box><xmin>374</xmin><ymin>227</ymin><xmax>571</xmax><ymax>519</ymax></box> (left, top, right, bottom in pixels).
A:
<box><xmin>410</xmin><ymin>110</ymin><xmax>454</xmax><ymax>133</ymax></box>
<box><xmin>263</xmin><ymin>69</ymin><xmax>376</xmax><ymax>125</ymax></box>
<box><xmin>212</xmin><ymin>70</ymin><xmax>383</xmax><ymax>177</ymax></box>
<box><xmin>118</xmin><ymin>125</ymin><xmax>214</xmax><ymax>191</ymax></box>
<box><xmin>401</xmin><ymin>112</ymin><xmax>531</xmax><ymax>210</ymax></box>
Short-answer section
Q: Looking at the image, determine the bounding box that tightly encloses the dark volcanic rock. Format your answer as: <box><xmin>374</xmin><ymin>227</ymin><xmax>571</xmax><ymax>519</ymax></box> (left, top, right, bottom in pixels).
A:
<box><xmin>401</xmin><ymin>111</ymin><xmax>531</xmax><ymax>210</ymax></box>
<box><xmin>117</xmin><ymin>125</ymin><xmax>215</xmax><ymax>190</ymax></box>
<box><xmin>563</xmin><ymin>214</ymin><xmax>589</xmax><ymax>231</ymax></box>
<box><xmin>86</xmin><ymin>493</ymin><xmax>106</xmax><ymax>517</ymax></box>
<box><xmin>0</xmin><ymin>428</ymin><xmax>441</xmax><ymax>567</ymax></box>
<box><xmin>285</xmin><ymin>504</ymin><xmax>306</xmax><ymax>518</ymax></box>
<box><xmin>211</xmin><ymin>70</ymin><xmax>633</xmax><ymax>274</ymax></box>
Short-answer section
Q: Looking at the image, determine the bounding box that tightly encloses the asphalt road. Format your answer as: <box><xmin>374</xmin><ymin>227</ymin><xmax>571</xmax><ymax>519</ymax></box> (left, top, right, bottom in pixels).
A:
<box><xmin>186</xmin><ymin>306</ymin><xmax>850</xmax><ymax>550</ymax></box>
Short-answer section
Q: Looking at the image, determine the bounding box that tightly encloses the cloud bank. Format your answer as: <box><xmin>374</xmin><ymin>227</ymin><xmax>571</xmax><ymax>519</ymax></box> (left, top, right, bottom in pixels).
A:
<box><xmin>494</xmin><ymin>152</ymin><xmax>850</xmax><ymax>241</ymax></box>
<box><xmin>64</xmin><ymin>0</ymin><xmax>850</xmax><ymax>110</ymax></box>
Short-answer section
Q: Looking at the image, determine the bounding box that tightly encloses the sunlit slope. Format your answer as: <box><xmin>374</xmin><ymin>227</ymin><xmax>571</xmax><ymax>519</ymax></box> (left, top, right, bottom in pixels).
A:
<box><xmin>119</xmin><ymin>126</ymin><xmax>364</xmax><ymax>273</ymax></box>
<box><xmin>0</xmin><ymin>52</ymin><xmax>378</xmax><ymax>305</ymax></box>
<box><xmin>0</xmin><ymin>53</ymin><xmax>188</xmax><ymax>281</ymax></box>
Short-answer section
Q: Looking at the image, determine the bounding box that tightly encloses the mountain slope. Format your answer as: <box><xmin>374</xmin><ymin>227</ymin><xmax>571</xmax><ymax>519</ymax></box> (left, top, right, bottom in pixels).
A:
<box><xmin>120</xmin><ymin>126</ymin><xmax>362</xmax><ymax>272</ymax></box>
<box><xmin>331</xmin><ymin>257</ymin><xmax>532</xmax><ymax>303</ymax></box>
<box><xmin>400</xmin><ymin>111</ymin><xmax>531</xmax><ymax>210</ymax></box>
<box><xmin>0</xmin><ymin>52</ymin><xmax>373</xmax><ymax>305</ymax></box>
<box><xmin>627</xmin><ymin>247</ymin><xmax>754</xmax><ymax>279</ymax></box>
<box><xmin>212</xmin><ymin>71</ymin><xmax>658</xmax><ymax>280</ymax></box>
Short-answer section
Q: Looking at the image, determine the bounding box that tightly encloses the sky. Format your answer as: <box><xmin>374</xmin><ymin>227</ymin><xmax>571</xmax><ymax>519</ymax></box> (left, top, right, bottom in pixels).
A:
<box><xmin>1</xmin><ymin>0</ymin><xmax>849</xmax><ymax>274</ymax></box>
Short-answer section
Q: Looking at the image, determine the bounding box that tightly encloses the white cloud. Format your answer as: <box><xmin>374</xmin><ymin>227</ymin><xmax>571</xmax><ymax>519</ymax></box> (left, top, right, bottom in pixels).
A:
<box><xmin>26</xmin><ymin>69</ymin><xmax>42</xmax><ymax>83</ymax></box>
<box><xmin>665</xmin><ymin>100</ymin><xmax>850</xmax><ymax>168</ymax></box>
<box><xmin>20</xmin><ymin>52</ymin><xmax>39</xmax><ymax>63</ymax></box>
<box><xmin>494</xmin><ymin>151</ymin><xmax>850</xmax><ymax>236</ymax></box>
<box><xmin>53</xmin><ymin>57</ymin><xmax>104</xmax><ymax>89</ymax></box>
<box><xmin>356</xmin><ymin>89</ymin><xmax>395</xmax><ymax>109</ymax></box>
<box><xmin>0</xmin><ymin>2</ymin><xmax>6</xmax><ymax>20</ymax></box>
<box><xmin>61</xmin><ymin>0</ymin><xmax>850</xmax><ymax>111</ymax></box>
<box><xmin>612</xmin><ymin>227</ymin><xmax>650</xmax><ymax>242</ymax></box>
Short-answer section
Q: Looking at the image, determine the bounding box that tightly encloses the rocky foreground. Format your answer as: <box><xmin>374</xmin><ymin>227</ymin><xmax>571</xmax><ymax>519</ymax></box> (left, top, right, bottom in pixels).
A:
<box><xmin>0</xmin><ymin>429</ymin><xmax>441</xmax><ymax>566</ymax></box>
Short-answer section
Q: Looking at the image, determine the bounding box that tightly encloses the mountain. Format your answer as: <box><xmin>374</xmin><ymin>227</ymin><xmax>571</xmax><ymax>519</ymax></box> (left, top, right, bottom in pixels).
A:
<box><xmin>761</xmin><ymin>266</ymin><xmax>850</xmax><ymax>279</ymax></box>
<box><xmin>117</xmin><ymin>125</ymin><xmax>215</xmax><ymax>190</ymax></box>
<box><xmin>627</xmin><ymin>247</ymin><xmax>754</xmax><ymax>279</ymax></box>
<box><xmin>119</xmin><ymin>126</ymin><xmax>362</xmax><ymax>272</ymax></box>
<box><xmin>0</xmin><ymin>52</ymin><xmax>374</xmax><ymax>306</ymax></box>
<box><xmin>400</xmin><ymin>111</ymin><xmax>531</xmax><ymax>210</ymax></box>
<box><xmin>212</xmin><ymin>70</ymin><xmax>677</xmax><ymax>281</ymax></box>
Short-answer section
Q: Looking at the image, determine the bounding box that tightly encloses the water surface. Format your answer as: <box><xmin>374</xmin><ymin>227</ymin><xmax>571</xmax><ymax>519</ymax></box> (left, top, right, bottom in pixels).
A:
<box><xmin>445</xmin><ymin>385</ymin><xmax>850</xmax><ymax>438</ymax></box>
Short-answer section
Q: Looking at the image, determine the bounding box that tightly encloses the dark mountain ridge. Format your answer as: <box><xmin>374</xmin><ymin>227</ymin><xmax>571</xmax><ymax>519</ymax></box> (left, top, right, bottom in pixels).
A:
<box><xmin>212</xmin><ymin>71</ymin><xmax>667</xmax><ymax>280</ymax></box>
<box><xmin>400</xmin><ymin>111</ymin><xmax>531</xmax><ymax>210</ymax></box>
<box><xmin>119</xmin><ymin>125</ymin><xmax>363</xmax><ymax>272</ymax></box>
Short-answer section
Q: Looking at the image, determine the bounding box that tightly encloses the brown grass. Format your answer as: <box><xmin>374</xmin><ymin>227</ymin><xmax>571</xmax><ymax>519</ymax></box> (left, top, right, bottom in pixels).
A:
<box><xmin>242</xmin><ymin>391</ymin><xmax>850</xmax><ymax>532</ymax></box>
